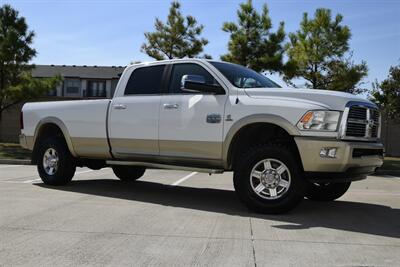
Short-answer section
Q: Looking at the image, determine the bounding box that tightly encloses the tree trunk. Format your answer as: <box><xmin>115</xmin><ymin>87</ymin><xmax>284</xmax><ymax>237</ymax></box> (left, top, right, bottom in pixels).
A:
<box><xmin>385</xmin><ymin>114</ymin><xmax>389</xmax><ymax>155</ymax></box>
<box><xmin>312</xmin><ymin>63</ymin><xmax>318</xmax><ymax>89</ymax></box>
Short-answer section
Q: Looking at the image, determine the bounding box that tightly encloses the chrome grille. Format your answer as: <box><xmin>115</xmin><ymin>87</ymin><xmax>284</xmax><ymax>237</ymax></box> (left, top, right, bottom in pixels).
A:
<box><xmin>343</xmin><ymin>104</ymin><xmax>380</xmax><ymax>140</ymax></box>
<box><xmin>348</xmin><ymin>106</ymin><xmax>367</xmax><ymax>120</ymax></box>
<box><xmin>346</xmin><ymin>122</ymin><xmax>366</xmax><ymax>137</ymax></box>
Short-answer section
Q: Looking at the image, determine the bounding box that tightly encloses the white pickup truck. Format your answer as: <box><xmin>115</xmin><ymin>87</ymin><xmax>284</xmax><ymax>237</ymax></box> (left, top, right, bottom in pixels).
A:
<box><xmin>20</xmin><ymin>59</ymin><xmax>384</xmax><ymax>213</ymax></box>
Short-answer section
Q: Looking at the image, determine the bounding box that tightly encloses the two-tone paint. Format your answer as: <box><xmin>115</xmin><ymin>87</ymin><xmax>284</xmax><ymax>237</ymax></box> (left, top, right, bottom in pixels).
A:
<box><xmin>20</xmin><ymin>58</ymin><xmax>383</xmax><ymax>173</ymax></box>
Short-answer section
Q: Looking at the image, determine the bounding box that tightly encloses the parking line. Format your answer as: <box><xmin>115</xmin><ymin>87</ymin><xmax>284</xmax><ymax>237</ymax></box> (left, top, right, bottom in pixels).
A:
<box><xmin>23</xmin><ymin>178</ymin><xmax>41</xmax><ymax>183</ymax></box>
<box><xmin>3</xmin><ymin>169</ymin><xmax>98</xmax><ymax>184</ymax></box>
<box><xmin>171</xmin><ymin>172</ymin><xmax>198</xmax><ymax>186</ymax></box>
<box><xmin>0</xmin><ymin>165</ymin><xmax>21</xmax><ymax>169</ymax></box>
<box><xmin>75</xmin><ymin>169</ymin><xmax>96</xmax><ymax>175</ymax></box>
<box><xmin>381</xmin><ymin>175</ymin><xmax>400</xmax><ymax>179</ymax></box>
<box><xmin>24</xmin><ymin>169</ymin><xmax>96</xmax><ymax>183</ymax></box>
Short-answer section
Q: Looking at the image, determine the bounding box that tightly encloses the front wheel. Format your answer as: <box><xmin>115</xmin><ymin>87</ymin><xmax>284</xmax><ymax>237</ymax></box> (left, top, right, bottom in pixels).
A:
<box><xmin>305</xmin><ymin>182</ymin><xmax>351</xmax><ymax>201</ymax></box>
<box><xmin>37</xmin><ymin>137</ymin><xmax>76</xmax><ymax>186</ymax></box>
<box><xmin>112</xmin><ymin>166</ymin><xmax>146</xmax><ymax>181</ymax></box>
<box><xmin>233</xmin><ymin>144</ymin><xmax>306</xmax><ymax>214</ymax></box>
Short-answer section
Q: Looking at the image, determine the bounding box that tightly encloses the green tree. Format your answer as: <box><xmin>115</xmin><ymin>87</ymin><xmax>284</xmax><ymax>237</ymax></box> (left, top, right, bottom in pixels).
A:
<box><xmin>221</xmin><ymin>0</ymin><xmax>286</xmax><ymax>73</ymax></box>
<box><xmin>0</xmin><ymin>4</ymin><xmax>60</xmax><ymax>118</ymax></box>
<box><xmin>371</xmin><ymin>65</ymin><xmax>400</xmax><ymax>120</ymax></box>
<box><xmin>284</xmin><ymin>8</ymin><xmax>368</xmax><ymax>93</ymax></box>
<box><xmin>141</xmin><ymin>1</ymin><xmax>209</xmax><ymax>60</ymax></box>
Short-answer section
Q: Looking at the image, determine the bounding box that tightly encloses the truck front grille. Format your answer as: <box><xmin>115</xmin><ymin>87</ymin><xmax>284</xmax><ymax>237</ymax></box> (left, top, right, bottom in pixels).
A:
<box><xmin>346</xmin><ymin>122</ymin><xmax>367</xmax><ymax>137</ymax></box>
<box><xmin>343</xmin><ymin>104</ymin><xmax>380</xmax><ymax>140</ymax></box>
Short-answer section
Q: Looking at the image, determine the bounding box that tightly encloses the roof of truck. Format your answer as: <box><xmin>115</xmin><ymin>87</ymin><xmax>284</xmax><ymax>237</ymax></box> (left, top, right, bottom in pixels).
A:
<box><xmin>128</xmin><ymin>58</ymin><xmax>211</xmax><ymax>67</ymax></box>
<box><xmin>32</xmin><ymin>65</ymin><xmax>126</xmax><ymax>79</ymax></box>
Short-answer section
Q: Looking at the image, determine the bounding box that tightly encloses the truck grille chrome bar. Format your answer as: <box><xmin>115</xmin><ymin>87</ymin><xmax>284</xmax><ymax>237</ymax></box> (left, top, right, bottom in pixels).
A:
<box><xmin>340</xmin><ymin>102</ymin><xmax>381</xmax><ymax>141</ymax></box>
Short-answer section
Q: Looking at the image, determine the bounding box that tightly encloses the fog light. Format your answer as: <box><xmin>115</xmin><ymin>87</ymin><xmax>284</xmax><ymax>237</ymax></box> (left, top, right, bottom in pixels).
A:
<box><xmin>320</xmin><ymin>147</ymin><xmax>337</xmax><ymax>158</ymax></box>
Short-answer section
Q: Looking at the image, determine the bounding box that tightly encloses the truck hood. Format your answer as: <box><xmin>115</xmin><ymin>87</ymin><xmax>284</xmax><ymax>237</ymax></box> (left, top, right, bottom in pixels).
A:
<box><xmin>244</xmin><ymin>87</ymin><xmax>375</xmax><ymax>111</ymax></box>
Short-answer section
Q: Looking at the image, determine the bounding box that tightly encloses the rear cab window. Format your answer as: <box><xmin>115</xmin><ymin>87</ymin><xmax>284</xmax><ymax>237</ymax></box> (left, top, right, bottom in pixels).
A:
<box><xmin>124</xmin><ymin>65</ymin><xmax>166</xmax><ymax>95</ymax></box>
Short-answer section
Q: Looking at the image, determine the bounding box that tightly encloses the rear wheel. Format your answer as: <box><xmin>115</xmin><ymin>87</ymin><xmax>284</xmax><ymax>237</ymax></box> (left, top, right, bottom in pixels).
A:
<box><xmin>37</xmin><ymin>137</ymin><xmax>76</xmax><ymax>185</ymax></box>
<box><xmin>305</xmin><ymin>182</ymin><xmax>351</xmax><ymax>201</ymax></box>
<box><xmin>112</xmin><ymin>166</ymin><xmax>146</xmax><ymax>181</ymax></box>
<box><xmin>233</xmin><ymin>144</ymin><xmax>306</xmax><ymax>214</ymax></box>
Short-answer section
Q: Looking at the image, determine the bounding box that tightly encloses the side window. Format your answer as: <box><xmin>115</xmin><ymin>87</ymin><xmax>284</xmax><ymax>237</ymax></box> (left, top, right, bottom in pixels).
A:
<box><xmin>169</xmin><ymin>63</ymin><xmax>219</xmax><ymax>94</ymax></box>
<box><xmin>124</xmin><ymin>65</ymin><xmax>165</xmax><ymax>95</ymax></box>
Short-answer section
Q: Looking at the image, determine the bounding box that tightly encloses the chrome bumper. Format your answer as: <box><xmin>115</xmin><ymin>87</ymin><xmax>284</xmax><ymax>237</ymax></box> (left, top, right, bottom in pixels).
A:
<box><xmin>295</xmin><ymin>137</ymin><xmax>384</xmax><ymax>173</ymax></box>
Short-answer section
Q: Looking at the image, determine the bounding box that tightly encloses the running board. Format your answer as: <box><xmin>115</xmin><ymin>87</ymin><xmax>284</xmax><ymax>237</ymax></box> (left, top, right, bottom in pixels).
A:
<box><xmin>106</xmin><ymin>160</ymin><xmax>224</xmax><ymax>174</ymax></box>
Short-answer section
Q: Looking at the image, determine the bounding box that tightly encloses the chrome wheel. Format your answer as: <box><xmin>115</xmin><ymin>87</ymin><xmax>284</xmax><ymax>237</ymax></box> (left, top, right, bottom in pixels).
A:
<box><xmin>250</xmin><ymin>158</ymin><xmax>291</xmax><ymax>200</ymax></box>
<box><xmin>42</xmin><ymin>148</ymin><xmax>59</xmax><ymax>175</ymax></box>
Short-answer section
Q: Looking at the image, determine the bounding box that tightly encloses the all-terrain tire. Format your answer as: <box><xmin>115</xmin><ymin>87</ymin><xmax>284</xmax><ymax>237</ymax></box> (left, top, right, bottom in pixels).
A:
<box><xmin>305</xmin><ymin>182</ymin><xmax>351</xmax><ymax>201</ymax></box>
<box><xmin>37</xmin><ymin>137</ymin><xmax>76</xmax><ymax>186</ymax></box>
<box><xmin>112</xmin><ymin>166</ymin><xmax>146</xmax><ymax>181</ymax></box>
<box><xmin>233</xmin><ymin>144</ymin><xmax>306</xmax><ymax>214</ymax></box>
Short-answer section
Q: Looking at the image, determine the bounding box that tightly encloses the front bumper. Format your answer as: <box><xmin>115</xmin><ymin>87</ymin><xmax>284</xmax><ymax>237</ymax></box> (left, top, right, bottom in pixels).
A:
<box><xmin>295</xmin><ymin>137</ymin><xmax>384</xmax><ymax>182</ymax></box>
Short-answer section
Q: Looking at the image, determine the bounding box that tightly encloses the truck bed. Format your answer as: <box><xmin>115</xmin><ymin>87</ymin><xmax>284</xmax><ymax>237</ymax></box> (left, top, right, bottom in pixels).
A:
<box><xmin>22</xmin><ymin>99</ymin><xmax>112</xmax><ymax>158</ymax></box>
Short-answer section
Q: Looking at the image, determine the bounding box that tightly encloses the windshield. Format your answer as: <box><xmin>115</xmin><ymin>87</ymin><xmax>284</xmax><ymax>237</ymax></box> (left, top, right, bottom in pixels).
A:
<box><xmin>210</xmin><ymin>61</ymin><xmax>280</xmax><ymax>88</ymax></box>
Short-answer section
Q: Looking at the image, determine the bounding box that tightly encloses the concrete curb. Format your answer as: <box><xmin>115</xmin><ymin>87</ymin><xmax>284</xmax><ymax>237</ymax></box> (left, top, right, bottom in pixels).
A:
<box><xmin>0</xmin><ymin>159</ymin><xmax>32</xmax><ymax>165</ymax></box>
<box><xmin>374</xmin><ymin>170</ymin><xmax>400</xmax><ymax>176</ymax></box>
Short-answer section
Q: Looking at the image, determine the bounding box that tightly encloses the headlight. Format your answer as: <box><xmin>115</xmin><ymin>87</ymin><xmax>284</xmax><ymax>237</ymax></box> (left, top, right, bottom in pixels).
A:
<box><xmin>297</xmin><ymin>110</ymin><xmax>340</xmax><ymax>131</ymax></box>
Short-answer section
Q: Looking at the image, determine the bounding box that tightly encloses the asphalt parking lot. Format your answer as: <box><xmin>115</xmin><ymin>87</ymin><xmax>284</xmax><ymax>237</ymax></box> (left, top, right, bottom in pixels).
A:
<box><xmin>0</xmin><ymin>165</ymin><xmax>399</xmax><ymax>266</ymax></box>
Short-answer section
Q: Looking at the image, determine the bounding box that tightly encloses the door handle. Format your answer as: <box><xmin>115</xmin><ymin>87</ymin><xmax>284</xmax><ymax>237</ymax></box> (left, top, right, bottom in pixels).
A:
<box><xmin>113</xmin><ymin>104</ymin><xmax>127</xmax><ymax>110</ymax></box>
<box><xmin>163</xmin><ymin>103</ymin><xmax>179</xmax><ymax>109</ymax></box>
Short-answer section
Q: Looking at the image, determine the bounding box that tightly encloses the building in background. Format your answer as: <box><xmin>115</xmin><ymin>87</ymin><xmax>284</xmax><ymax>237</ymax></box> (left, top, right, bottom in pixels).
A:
<box><xmin>32</xmin><ymin>65</ymin><xmax>125</xmax><ymax>98</ymax></box>
<box><xmin>0</xmin><ymin>65</ymin><xmax>125</xmax><ymax>143</ymax></box>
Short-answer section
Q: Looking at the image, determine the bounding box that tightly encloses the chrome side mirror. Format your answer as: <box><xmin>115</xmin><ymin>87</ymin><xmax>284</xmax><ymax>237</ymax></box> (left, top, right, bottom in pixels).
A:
<box><xmin>181</xmin><ymin>75</ymin><xmax>206</xmax><ymax>91</ymax></box>
<box><xmin>180</xmin><ymin>74</ymin><xmax>225</xmax><ymax>94</ymax></box>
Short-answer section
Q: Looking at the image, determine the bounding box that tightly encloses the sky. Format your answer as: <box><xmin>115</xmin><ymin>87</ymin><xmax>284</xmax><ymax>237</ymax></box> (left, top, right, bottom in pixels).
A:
<box><xmin>3</xmin><ymin>0</ymin><xmax>400</xmax><ymax>88</ymax></box>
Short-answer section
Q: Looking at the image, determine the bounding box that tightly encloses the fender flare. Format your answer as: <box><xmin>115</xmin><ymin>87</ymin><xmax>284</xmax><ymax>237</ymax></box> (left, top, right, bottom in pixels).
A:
<box><xmin>222</xmin><ymin>114</ymin><xmax>300</xmax><ymax>169</ymax></box>
<box><xmin>33</xmin><ymin>117</ymin><xmax>77</xmax><ymax>157</ymax></box>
